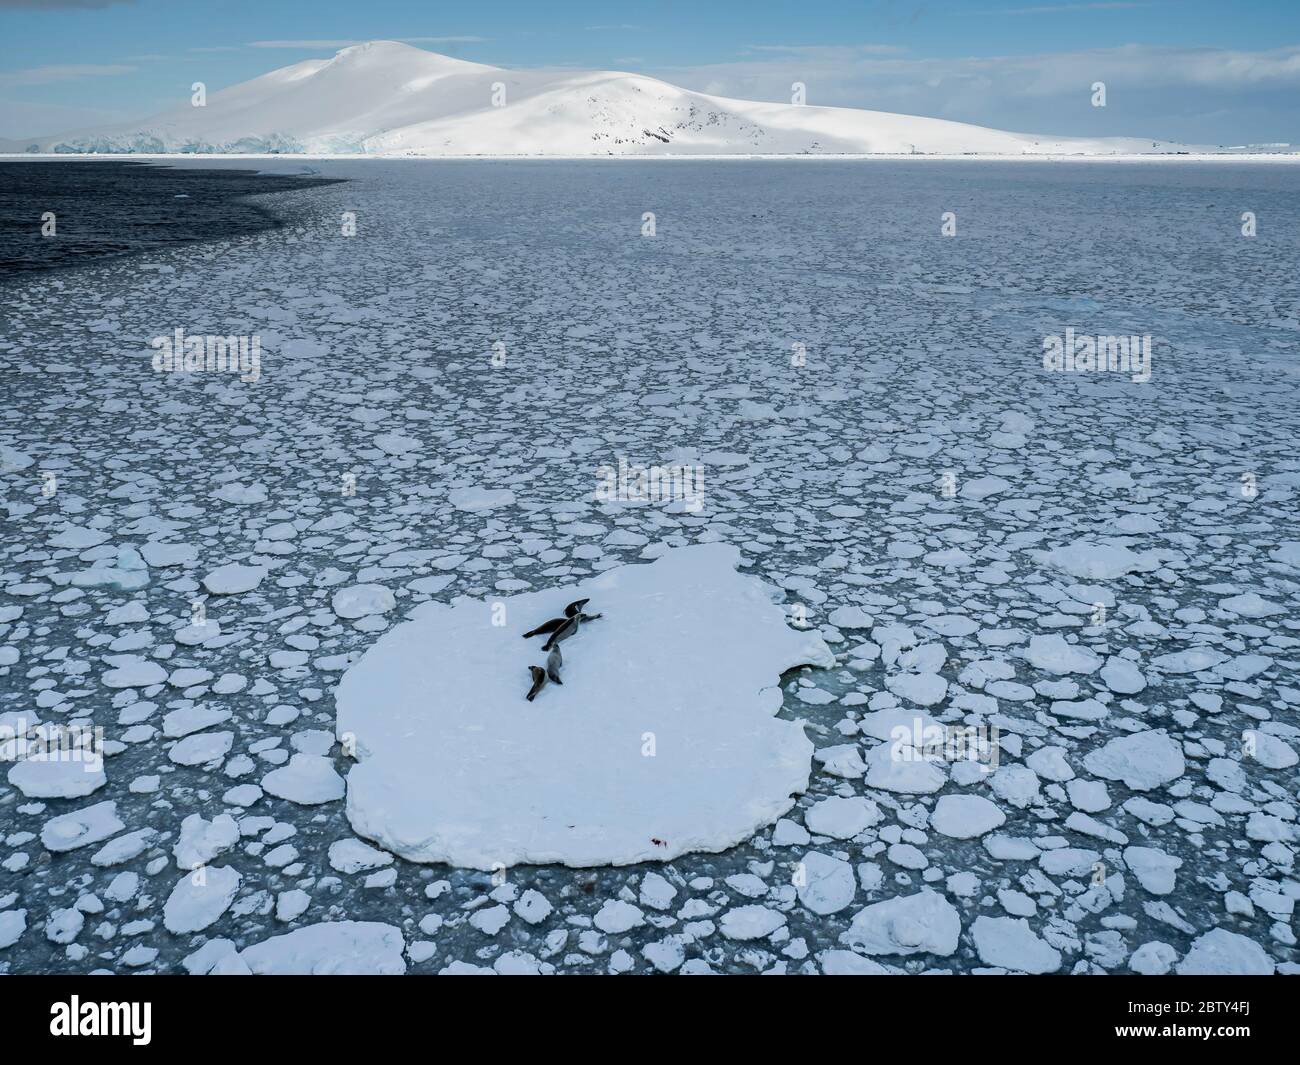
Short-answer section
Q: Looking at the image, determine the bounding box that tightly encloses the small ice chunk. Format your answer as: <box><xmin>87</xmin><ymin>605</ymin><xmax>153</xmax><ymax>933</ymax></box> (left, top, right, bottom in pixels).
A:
<box><xmin>593</xmin><ymin>900</ymin><xmax>644</xmax><ymax>934</ymax></box>
<box><xmin>202</xmin><ymin>563</ymin><xmax>268</xmax><ymax>595</ymax></box>
<box><xmin>332</xmin><ymin>584</ymin><xmax>396</xmax><ymax>619</ymax></box>
<box><xmin>1176</xmin><ymin>928</ymin><xmax>1273</xmax><ymax>975</ymax></box>
<box><xmin>841</xmin><ymin>890</ymin><xmax>960</xmax><ymax>956</ymax></box>
<box><xmin>163</xmin><ymin>866</ymin><xmax>241</xmax><ymax>933</ymax></box>
<box><xmin>41</xmin><ymin>801</ymin><xmax>124</xmax><ymax>853</ymax></box>
<box><xmin>7</xmin><ymin>757</ymin><xmax>105</xmax><ymax>799</ymax></box>
<box><xmin>1024</xmin><ymin>634</ymin><xmax>1100</xmax><ymax>675</ymax></box>
<box><xmin>222</xmin><ymin>921</ymin><xmax>405</xmax><ymax>975</ymax></box>
<box><xmin>805</xmin><ymin>796</ymin><xmax>882</xmax><ymax>839</ymax></box>
<box><xmin>262</xmin><ymin>754</ymin><xmax>344</xmax><ymax>805</ymax></box>
<box><xmin>1124</xmin><ymin>845</ymin><xmax>1182</xmax><ymax>895</ymax></box>
<box><xmin>970</xmin><ymin>916</ymin><xmax>1062</xmax><ymax>973</ymax></box>
<box><xmin>796</xmin><ymin>852</ymin><xmax>857</xmax><ymax>915</ymax></box>
<box><xmin>1084</xmin><ymin>730</ymin><xmax>1185</xmax><ymax>790</ymax></box>
<box><xmin>448</xmin><ymin>487</ymin><xmax>516</xmax><ymax>512</ymax></box>
<box><xmin>930</xmin><ymin>794</ymin><xmax>1005</xmax><ymax>839</ymax></box>
<box><xmin>328</xmin><ymin>838</ymin><xmax>394</xmax><ymax>874</ymax></box>
<box><xmin>719</xmin><ymin>905</ymin><xmax>786</xmax><ymax>941</ymax></box>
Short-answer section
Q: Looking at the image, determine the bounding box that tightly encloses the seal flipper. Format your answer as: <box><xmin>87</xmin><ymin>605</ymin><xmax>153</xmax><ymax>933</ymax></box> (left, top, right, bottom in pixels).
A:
<box><xmin>522</xmin><ymin>617</ymin><xmax>566</xmax><ymax>639</ymax></box>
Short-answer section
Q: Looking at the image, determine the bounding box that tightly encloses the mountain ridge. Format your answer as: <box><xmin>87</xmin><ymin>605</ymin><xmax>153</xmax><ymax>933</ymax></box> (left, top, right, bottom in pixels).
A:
<box><xmin>4</xmin><ymin>40</ymin><xmax>1186</xmax><ymax>157</ymax></box>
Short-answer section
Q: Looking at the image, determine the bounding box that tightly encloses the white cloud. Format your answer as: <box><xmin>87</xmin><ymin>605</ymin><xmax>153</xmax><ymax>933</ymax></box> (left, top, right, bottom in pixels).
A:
<box><xmin>0</xmin><ymin>97</ymin><xmax>127</xmax><ymax>138</ymax></box>
<box><xmin>740</xmin><ymin>44</ymin><xmax>906</xmax><ymax>57</ymax></box>
<box><xmin>637</xmin><ymin>40</ymin><xmax>1299</xmax><ymax>141</ymax></box>
<box><xmin>982</xmin><ymin>2</ymin><xmax>1153</xmax><ymax>13</ymax></box>
<box><xmin>247</xmin><ymin>37</ymin><xmax>485</xmax><ymax>49</ymax></box>
<box><xmin>0</xmin><ymin>63</ymin><xmax>135</xmax><ymax>87</ymax></box>
<box><xmin>402</xmin><ymin>36</ymin><xmax>487</xmax><ymax>44</ymax></box>
<box><xmin>0</xmin><ymin>0</ymin><xmax>133</xmax><ymax>8</ymax></box>
<box><xmin>652</xmin><ymin>42</ymin><xmax>1300</xmax><ymax>109</ymax></box>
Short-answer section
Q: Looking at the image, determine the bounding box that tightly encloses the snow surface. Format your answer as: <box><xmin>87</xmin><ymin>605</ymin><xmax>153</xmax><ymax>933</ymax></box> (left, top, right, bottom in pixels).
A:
<box><xmin>336</xmin><ymin>543</ymin><xmax>834</xmax><ymax>868</ymax></box>
<box><xmin>12</xmin><ymin>41</ymin><xmax>1190</xmax><ymax>158</ymax></box>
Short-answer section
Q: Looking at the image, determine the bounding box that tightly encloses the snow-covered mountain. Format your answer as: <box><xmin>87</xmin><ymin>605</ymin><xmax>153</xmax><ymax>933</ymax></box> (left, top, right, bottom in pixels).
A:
<box><xmin>7</xmin><ymin>40</ymin><xmax>1181</xmax><ymax>156</ymax></box>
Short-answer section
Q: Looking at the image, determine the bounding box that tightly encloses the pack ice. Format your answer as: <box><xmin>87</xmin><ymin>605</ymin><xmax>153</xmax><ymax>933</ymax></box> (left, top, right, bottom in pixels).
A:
<box><xmin>335</xmin><ymin>543</ymin><xmax>834</xmax><ymax>868</ymax></box>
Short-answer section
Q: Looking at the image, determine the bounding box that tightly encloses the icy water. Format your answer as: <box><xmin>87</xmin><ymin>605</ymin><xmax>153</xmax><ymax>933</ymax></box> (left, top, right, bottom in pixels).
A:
<box><xmin>0</xmin><ymin>160</ymin><xmax>344</xmax><ymax>276</ymax></box>
<box><xmin>1</xmin><ymin>159</ymin><xmax>1298</xmax><ymax>975</ymax></box>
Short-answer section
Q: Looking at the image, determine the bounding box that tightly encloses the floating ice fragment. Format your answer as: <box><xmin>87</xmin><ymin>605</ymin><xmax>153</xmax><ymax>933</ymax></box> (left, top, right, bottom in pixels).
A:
<box><xmin>1083</xmin><ymin>730</ymin><xmax>1185</xmax><ymax>790</ymax></box>
<box><xmin>970</xmin><ymin>915</ymin><xmax>1061</xmax><ymax>973</ymax></box>
<box><xmin>216</xmin><ymin>921</ymin><xmax>406</xmax><ymax>975</ymax></box>
<box><xmin>447</xmin><ymin>487</ymin><xmax>516</xmax><ymax>512</ymax></box>
<box><xmin>842</xmin><ymin>890</ymin><xmax>960</xmax><ymax>957</ymax></box>
<box><xmin>202</xmin><ymin>563</ymin><xmax>268</xmax><ymax>595</ymax></box>
<box><xmin>1176</xmin><ymin>928</ymin><xmax>1273</xmax><ymax>975</ymax></box>
<box><xmin>331</xmin><ymin>584</ymin><xmax>396</xmax><ymax>619</ymax></box>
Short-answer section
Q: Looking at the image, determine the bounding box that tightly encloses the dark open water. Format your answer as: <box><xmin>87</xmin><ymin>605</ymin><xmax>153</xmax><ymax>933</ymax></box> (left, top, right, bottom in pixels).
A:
<box><xmin>0</xmin><ymin>160</ymin><xmax>345</xmax><ymax>277</ymax></box>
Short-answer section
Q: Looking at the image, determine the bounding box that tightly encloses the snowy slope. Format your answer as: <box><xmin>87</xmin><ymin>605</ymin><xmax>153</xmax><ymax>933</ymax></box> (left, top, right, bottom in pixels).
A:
<box><xmin>14</xmin><ymin>40</ymin><xmax>1180</xmax><ymax>156</ymax></box>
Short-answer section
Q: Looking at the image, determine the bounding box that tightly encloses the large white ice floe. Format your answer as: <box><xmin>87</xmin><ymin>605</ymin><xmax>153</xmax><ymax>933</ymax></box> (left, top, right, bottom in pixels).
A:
<box><xmin>335</xmin><ymin>543</ymin><xmax>834</xmax><ymax>869</ymax></box>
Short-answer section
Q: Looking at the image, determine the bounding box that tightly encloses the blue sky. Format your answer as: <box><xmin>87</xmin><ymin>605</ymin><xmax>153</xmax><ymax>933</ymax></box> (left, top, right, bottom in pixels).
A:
<box><xmin>2</xmin><ymin>0</ymin><xmax>1298</xmax><ymax>144</ymax></box>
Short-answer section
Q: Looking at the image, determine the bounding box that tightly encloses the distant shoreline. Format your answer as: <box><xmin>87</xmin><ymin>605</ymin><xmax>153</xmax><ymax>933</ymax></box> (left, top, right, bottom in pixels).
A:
<box><xmin>3</xmin><ymin>151</ymin><xmax>1298</xmax><ymax>164</ymax></box>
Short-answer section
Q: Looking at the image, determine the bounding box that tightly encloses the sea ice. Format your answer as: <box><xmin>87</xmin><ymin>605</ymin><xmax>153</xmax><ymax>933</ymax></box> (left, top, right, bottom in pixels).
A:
<box><xmin>162</xmin><ymin>866</ymin><xmax>241</xmax><ymax>933</ymax></box>
<box><xmin>215</xmin><ymin>921</ymin><xmax>406</xmax><ymax>975</ymax></box>
<box><xmin>332</xmin><ymin>584</ymin><xmax>396</xmax><ymax>619</ymax></box>
<box><xmin>201</xmin><ymin>563</ymin><xmax>268</xmax><ymax>595</ymax></box>
<box><xmin>1176</xmin><ymin>928</ymin><xmax>1274</xmax><ymax>975</ymax></box>
<box><xmin>970</xmin><ymin>916</ymin><xmax>1062</xmax><ymax>973</ymax></box>
<box><xmin>0</xmin><ymin>909</ymin><xmax>28</xmax><ymax>950</ymax></box>
<box><xmin>1123</xmin><ymin>846</ymin><xmax>1182</xmax><ymax>895</ymax></box>
<box><xmin>841</xmin><ymin>890</ymin><xmax>960</xmax><ymax>957</ymax></box>
<box><xmin>262</xmin><ymin>754</ymin><xmax>345</xmax><ymax>805</ymax></box>
<box><xmin>1024</xmin><ymin>634</ymin><xmax>1101</xmax><ymax>675</ymax></box>
<box><xmin>929</xmin><ymin>794</ymin><xmax>1006</xmax><ymax>839</ymax></box>
<box><xmin>7</xmin><ymin>757</ymin><xmax>105</xmax><ymax>799</ymax></box>
<box><xmin>1034</xmin><ymin>541</ymin><xmax>1153</xmax><ymax>581</ymax></box>
<box><xmin>804</xmin><ymin>796</ymin><xmax>882</xmax><ymax>839</ymax></box>
<box><xmin>719</xmin><ymin>905</ymin><xmax>786</xmax><ymax>940</ymax></box>
<box><xmin>796</xmin><ymin>852</ymin><xmax>857</xmax><ymax>915</ymax></box>
<box><xmin>1083</xmin><ymin>731</ymin><xmax>1185</xmax><ymax>791</ymax></box>
<box><xmin>40</xmin><ymin>801</ymin><xmax>124</xmax><ymax>853</ymax></box>
<box><xmin>447</xmin><ymin>487</ymin><xmax>516</xmax><ymax>512</ymax></box>
<box><xmin>335</xmin><ymin>544</ymin><xmax>833</xmax><ymax>868</ymax></box>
